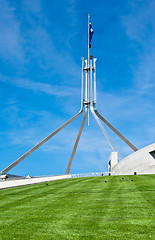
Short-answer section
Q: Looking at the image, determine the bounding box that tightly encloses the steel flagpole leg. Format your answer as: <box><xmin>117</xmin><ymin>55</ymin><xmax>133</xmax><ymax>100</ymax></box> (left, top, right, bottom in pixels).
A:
<box><xmin>91</xmin><ymin>107</ymin><xmax>116</xmax><ymax>151</ymax></box>
<box><xmin>90</xmin><ymin>107</ymin><xmax>122</xmax><ymax>160</ymax></box>
<box><xmin>1</xmin><ymin>109</ymin><xmax>83</xmax><ymax>174</ymax></box>
<box><xmin>65</xmin><ymin>109</ymin><xmax>87</xmax><ymax>175</ymax></box>
<box><xmin>94</xmin><ymin>109</ymin><xmax>138</xmax><ymax>152</ymax></box>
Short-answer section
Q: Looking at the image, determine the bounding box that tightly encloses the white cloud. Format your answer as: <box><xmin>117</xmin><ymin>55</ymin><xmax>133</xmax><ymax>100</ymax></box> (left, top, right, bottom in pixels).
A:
<box><xmin>22</xmin><ymin>0</ymin><xmax>42</xmax><ymax>13</ymax></box>
<box><xmin>133</xmin><ymin>48</ymin><xmax>155</xmax><ymax>92</ymax></box>
<box><xmin>121</xmin><ymin>0</ymin><xmax>155</xmax><ymax>92</ymax></box>
<box><xmin>26</xmin><ymin>27</ymin><xmax>81</xmax><ymax>78</ymax></box>
<box><xmin>97</xmin><ymin>88</ymin><xmax>155</xmax><ymax>149</ymax></box>
<box><xmin>0</xmin><ymin>0</ymin><xmax>25</xmax><ymax>62</ymax></box>
<box><xmin>0</xmin><ymin>0</ymin><xmax>81</xmax><ymax>78</ymax></box>
<box><xmin>122</xmin><ymin>1</ymin><xmax>155</xmax><ymax>43</ymax></box>
<box><xmin>18</xmin><ymin>0</ymin><xmax>81</xmax><ymax>78</ymax></box>
<box><xmin>0</xmin><ymin>74</ymin><xmax>79</xmax><ymax>97</ymax></box>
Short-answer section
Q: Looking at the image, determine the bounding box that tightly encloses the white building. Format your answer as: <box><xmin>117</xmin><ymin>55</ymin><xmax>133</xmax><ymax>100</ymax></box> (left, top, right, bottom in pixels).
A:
<box><xmin>109</xmin><ymin>142</ymin><xmax>155</xmax><ymax>175</ymax></box>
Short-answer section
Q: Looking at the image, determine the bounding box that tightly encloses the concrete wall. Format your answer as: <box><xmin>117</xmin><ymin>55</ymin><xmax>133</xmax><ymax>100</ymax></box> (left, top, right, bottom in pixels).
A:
<box><xmin>108</xmin><ymin>152</ymin><xmax>118</xmax><ymax>173</ymax></box>
<box><xmin>0</xmin><ymin>174</ymin><xmax>71</xmax><ymax>190</ymax></box>
<box><xmin>111</xmin><ymin>143</ymin><xmax>155</xmax><ymax>175</ymax></box>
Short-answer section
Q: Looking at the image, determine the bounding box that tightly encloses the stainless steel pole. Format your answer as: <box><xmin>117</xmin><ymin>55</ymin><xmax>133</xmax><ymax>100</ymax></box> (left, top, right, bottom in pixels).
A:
<box><xmin>88</xmin><ymin>14</ymin><xmax>90</xmax><ymax>67</ymax></box>
<box><xmin>65</xmin><ymin>109</ymin><xmax>87</xmax><ymax>174</ymax></box>
<box><xmin>93</xmin><ymin>58</ymin><xmax>97</xmax><ymax>108</ymax></box>
<box><xmin>1</xmin><ymin>109</ymin><xmax>83</xmax><ymax>174</ymax></box>
<box><xmin>88</xmin><ymin>14</ymin><xmax>90</xmax><ymax>126</ymax></box>
<box><xmin>85</xmin><ymin>60</ymin><xmax>88</xmax><ymax>102</ymax></box>
<box><xmin>90</xmin><ymin>107</ymin><xmax>117</xmax><ymax>152</ymax></box>
<box><xmin>95</xmin><ymin>109</ymin><xmax>138</xmax><ymax>152</ymax></box>
<box><xmin>81</xmin><ymin>57</ymin><xmax>84</xmax><ymax>110</ymax></box>
<box><xmin>90</xmin><ymin>56</ymin><xmax>93</xmax><ymax>106</ymax></box>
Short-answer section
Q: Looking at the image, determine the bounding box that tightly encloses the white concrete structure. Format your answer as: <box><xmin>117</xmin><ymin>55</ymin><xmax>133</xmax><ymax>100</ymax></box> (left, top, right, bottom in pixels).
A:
<box><xmin>109</xmin><ymin>152</ymin><xmax>118</xmax><ymax>173</ymax></box>
<box><xmin>110</xmin><ymin>143</ymin><xmax>155</xmax><ymax>175</ymax></box>
<box><xmin>0</xmin><ymin>174</ymin><xmax>71</xmax><ymax>190</ymax></box>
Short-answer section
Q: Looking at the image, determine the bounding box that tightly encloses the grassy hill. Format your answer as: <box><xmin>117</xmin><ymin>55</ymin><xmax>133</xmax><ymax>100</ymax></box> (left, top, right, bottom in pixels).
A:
<box><xmin>0</xmin><ymin>174</ymin><xmax>154</xmax><ymax>240</ymax></box>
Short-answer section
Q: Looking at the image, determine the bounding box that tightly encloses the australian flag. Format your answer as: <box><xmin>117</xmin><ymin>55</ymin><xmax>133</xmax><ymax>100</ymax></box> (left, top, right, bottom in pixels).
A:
<box><xmin>89</xmin><ymin>21</ymin><xmax>94</xmax><ymax>48</ymax></box>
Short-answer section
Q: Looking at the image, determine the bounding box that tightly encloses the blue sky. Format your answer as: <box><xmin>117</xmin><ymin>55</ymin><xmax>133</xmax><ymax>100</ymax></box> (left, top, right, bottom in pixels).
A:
<box><xmin>0</xmin><ymin>0</ymin><xmax>155</xmax><ymax>176</ymax></box>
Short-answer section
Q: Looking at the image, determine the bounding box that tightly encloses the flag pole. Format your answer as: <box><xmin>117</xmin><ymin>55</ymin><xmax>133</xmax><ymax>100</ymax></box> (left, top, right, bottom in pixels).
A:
<box><xmin>88</xmin><ymin>14</ymin><xmax>90</xmax><ymax>67</ymax></box>
<box><xmin>88</xmin><ymin>14</ymin><xmax>90</xmax><ymax>126</ymax></box>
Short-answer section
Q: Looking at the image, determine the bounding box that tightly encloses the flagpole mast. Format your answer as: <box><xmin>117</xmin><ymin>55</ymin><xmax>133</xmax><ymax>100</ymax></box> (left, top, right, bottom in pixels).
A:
<box><xmin>88</xmin><ymin>14</ymin><xmax>90</xmax><ymax>126</ymax></box>
<box><xmin>88</xmin><ymin>14</ymin><xmax>90</xmax><ymax>64</ymax></box>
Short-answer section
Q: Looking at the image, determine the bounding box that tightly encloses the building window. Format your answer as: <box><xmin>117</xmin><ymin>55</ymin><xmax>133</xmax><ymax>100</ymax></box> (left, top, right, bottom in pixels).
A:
<box><xmin>149</xmin><ymin>150</ymin><xmax>155</xmax><ymax>159</ymax></box>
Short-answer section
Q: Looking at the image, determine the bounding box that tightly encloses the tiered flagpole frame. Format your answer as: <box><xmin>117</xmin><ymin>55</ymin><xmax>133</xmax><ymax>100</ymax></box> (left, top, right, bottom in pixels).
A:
<box><xmin>0</xmin><ymin>15</ymin><xmax>138</xmax><ymax>176</ymax></box>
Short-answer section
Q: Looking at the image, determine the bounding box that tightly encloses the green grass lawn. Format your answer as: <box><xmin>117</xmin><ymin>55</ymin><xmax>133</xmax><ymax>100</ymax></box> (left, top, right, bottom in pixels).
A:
<box><xmin>0</xmin><ymin>175</ymin><xmax>154</xmax><ymax>240</ymax></box>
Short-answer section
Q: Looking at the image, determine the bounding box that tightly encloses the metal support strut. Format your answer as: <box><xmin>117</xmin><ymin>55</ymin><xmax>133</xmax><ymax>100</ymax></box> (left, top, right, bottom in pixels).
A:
<box><xmin>1</xmin><ymin>110</ymin><xmax>83</xmax><ymax>175</ymax></box>
<box><xmin>90</xmin><ymin>107</ymin><xmax>121</xmax><ymax>159</ymax></box>
<box><xmin>89</xmin><ymin>49</ymin><xmax>138</xmax><ymax>153</ymax></box>
<box><xmin>65</xmin><ymin>109</ymin><xmax>87</xmax><ymax>175</ymax></box>
<box><xmin>94</xmin><ymin>110</ymin><xmax>138</xmax><ymax>152</ymax></box>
